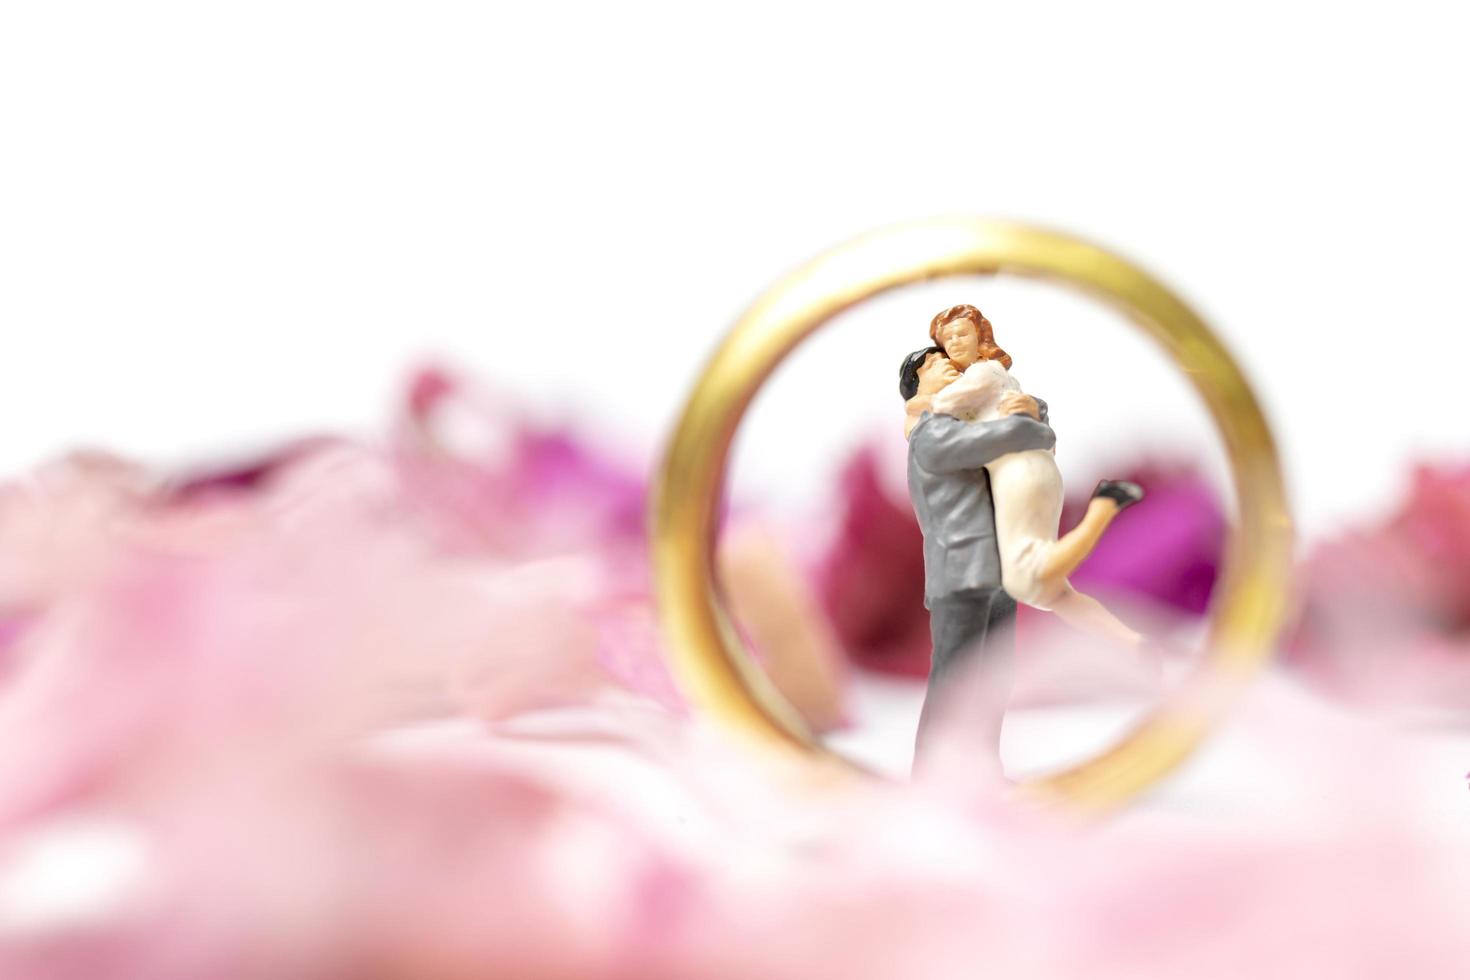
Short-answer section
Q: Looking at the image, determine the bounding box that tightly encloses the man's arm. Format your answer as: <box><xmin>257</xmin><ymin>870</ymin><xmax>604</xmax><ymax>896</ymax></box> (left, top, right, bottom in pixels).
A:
<box><xmin>910</xmin><ymin>412</ymin><xmax>1056</xmax><ymax>474</ymax></box>
<box><xmin>999</xmin><ymin>393</ymin><xmax>1046</xmax><ymax>424</ymax></box>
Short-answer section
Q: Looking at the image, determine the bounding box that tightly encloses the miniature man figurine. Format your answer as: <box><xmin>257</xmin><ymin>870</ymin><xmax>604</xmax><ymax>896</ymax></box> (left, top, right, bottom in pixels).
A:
<box><xmin>901</xmin><ymin>305</ymin><xmax>1144</xmax><ymax>765</ymax></box>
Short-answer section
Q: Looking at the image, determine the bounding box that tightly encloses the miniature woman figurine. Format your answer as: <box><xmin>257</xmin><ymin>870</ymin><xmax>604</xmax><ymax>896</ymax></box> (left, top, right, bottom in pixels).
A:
<box><xmin>900</xmin><ymin>304</ymin><xmax>1143</xmax><ymax>759</ymax></box>
<box><xmin>930</xmin><ymin>356</ymin><xmax>1144</xmax><ymax>646</ymax></box>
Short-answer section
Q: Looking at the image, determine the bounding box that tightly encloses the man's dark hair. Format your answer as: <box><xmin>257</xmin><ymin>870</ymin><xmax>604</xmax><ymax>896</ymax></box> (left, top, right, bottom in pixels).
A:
<box><xmin>899</xmin><ymin>346</ymin><xmax>943</xmax><ymax>401</ymax></box>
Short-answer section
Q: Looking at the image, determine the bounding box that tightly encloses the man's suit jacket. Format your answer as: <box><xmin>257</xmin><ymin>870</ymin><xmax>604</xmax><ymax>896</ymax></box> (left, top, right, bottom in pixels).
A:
<box><xmin>906</xmin><ymin>406</ymin><xmax>1055</xmax><ymax>607</ymax></box>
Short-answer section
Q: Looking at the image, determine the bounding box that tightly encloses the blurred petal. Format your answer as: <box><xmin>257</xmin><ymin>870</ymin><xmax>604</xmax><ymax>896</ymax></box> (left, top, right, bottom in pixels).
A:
<box><xmin>1289</xmin><ymin>461</ymin><xmax>1470</xmax><ymax>718</ymax></box>
<box><xmin>1059</xmin><ymin>460</ymin><xmax>1224</xmax><ymax>617</ymax></box>
<box><xmin>816</xmin><ymin>447</ymin><xmax>930</xmax><ymax>677</ymax></box>
<box><xmin>3</xmin><ymin>369</ymin><xmax>1465</xmax><ymax>980</ymax></box>
<box><xmin>720</xmin><ymin>526</ymin><xmax>849</xmax><ymax>732</ymax></box>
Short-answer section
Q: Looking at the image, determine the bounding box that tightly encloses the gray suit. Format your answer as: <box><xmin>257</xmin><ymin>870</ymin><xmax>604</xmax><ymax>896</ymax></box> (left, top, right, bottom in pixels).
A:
<box><xmin>908</xmin><ymin>407</ymin><xmax>1055</xmax><ymax>756</ymax></box>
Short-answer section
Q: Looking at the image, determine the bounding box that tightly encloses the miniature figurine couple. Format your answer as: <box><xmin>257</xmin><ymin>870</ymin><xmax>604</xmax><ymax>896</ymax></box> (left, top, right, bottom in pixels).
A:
<box><xmin>902</xmin><ymin>304</ymin><xmax>1145</xmax><ymax>757</ymax></box>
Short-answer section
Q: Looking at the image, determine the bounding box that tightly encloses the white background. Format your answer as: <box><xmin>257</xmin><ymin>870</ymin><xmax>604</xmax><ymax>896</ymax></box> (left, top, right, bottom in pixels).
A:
<box><xmin>2</xmin><ymin>2</ymin><xmax>1467</xmax><ymax>536</ymax></box>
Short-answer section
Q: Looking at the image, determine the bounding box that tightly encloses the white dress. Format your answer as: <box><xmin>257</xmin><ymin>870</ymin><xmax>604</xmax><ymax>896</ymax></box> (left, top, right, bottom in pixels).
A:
<box><xmin>929</xmin><ymin>360</ymin><xmax>1066</xmax><ymax>609</ymax></box>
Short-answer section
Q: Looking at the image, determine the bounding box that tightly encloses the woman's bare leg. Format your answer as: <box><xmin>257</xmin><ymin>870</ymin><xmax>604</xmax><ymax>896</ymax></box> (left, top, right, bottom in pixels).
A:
<box><xmin>1038</xmin><ymin>480</ymin><xmax>1144</xmax><ymax>584</ymax></box>
<box><xmin>1039</xmin><ymin>497</ymin><xmax>1118</xmax><ymax>583</ymax></box>
<box><xmin>1048</xmin><ymin>584</ymin><xmax>1143</xmax><ymax>649</ymax></box>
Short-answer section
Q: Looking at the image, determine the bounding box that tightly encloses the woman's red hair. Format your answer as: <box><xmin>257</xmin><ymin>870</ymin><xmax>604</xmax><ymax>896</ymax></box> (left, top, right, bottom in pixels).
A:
<box><xmin>928</xmin><ymin>304</ymin><xmax>1011</xmax><ymax>369</ymax></box>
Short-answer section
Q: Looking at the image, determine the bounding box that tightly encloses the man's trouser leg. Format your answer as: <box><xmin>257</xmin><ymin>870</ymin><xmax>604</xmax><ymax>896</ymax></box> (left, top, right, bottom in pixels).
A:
<box><xmin>914</xmin><ymin>587</ymin><xmax>1017</xmax><ymax>767</ymax></box>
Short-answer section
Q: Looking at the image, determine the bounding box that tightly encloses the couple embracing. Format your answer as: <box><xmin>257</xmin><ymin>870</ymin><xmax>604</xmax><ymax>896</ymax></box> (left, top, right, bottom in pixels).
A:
<box><xmin>900</xmin><ymin>305</ymin><xmax>1146</xmax><ymax>760</ymax></box>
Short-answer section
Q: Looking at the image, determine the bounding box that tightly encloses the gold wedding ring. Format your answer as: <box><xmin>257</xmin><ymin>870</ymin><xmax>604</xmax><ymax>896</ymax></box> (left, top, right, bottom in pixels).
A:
<box><xmin>651</xmin><ymin>218</ymin><xmax>1293</xmax><ymax>809</ymax></box>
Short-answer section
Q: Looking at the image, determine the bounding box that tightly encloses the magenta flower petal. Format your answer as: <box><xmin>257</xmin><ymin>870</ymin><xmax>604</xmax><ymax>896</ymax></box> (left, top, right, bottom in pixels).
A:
<box><xmin>1060</xmin><ymin>461</ymin><xmax>1224</xmax><ymax>616</ymax></box>
<box><xmin>817</xmin><ymin>447</ymin><xmax>931</xmax><ymax>677</ymax></box>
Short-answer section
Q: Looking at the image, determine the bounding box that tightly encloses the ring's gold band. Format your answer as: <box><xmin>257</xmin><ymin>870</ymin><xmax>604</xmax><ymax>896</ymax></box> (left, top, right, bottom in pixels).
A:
<box><xmin>651</xmin><ymin>218</ymin><xmax>1293</xmax><ymax>809</ymax></box>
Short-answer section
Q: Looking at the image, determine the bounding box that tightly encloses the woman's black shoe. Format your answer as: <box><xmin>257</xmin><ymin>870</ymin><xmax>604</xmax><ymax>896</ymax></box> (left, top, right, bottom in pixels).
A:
<box><xmin>1092</xmin><ymin>479</ymin><xmax>1145</xmax><ymax>510</ymax></box>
